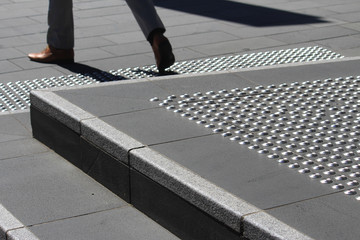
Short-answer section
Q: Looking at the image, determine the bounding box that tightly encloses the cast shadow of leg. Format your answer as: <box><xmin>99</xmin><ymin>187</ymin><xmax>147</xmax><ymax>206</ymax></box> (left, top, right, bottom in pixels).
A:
<box><xmin>58</xmin><ymin>62</ymin><xmax>177</xmax><ymax>82</ymax></box>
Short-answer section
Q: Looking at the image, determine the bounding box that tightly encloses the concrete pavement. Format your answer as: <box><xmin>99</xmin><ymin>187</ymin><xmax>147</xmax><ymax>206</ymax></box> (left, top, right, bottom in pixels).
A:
<box><xmin>1</xmin><ymin>0</ymin><xmax>360</xmax><ymax>83</ymax></box>
<box><xmin>1</xmin><ymin>0</ymin><xmax>360</xmax><ymax>239</ymax></box>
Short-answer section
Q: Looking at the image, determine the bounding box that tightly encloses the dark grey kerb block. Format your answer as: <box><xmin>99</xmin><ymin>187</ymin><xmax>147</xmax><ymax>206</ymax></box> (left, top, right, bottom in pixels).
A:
<box><xmin>30</xmin><ymin>90</ymin><xmax>94</xmax><ymax>134</ymax></box>
<box><xmin>129</xmin><ymin>147</ymin><xmax>259</xmax><ymax>233</ymax></box>
<box><xmin>81</xmin><ymin>137</ymin><xmax>131</xmax><ymax>202</ymax></box>
<box><xmin>31</xmin><ymin>106</ymin><xmax>81</xmax><ymax>166</ymax></box>
<box><xmin>130</xmin><ymin>169</ymin><xmax>242</xmax><ymax>240</ymax></box>
<box><xmin>81</xmin><ymin>118</ymin><xmax>144</xmax><ymax>164</ymax></box>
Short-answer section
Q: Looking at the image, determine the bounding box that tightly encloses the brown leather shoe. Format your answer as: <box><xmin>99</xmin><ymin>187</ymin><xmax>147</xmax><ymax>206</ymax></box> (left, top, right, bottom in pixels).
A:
<box><xmin>151</xmin><ymin>35</ymin><xmax>175</xmax><ymax>73</ymax></box>
<box><xmin>28</xmin><ymin>45</ymin><xmax>74</xmax><ymax>63</ymax></box>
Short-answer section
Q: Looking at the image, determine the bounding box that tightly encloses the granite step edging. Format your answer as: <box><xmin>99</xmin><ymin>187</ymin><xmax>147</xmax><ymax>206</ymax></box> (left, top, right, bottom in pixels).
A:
<box><xmin>29</xmin><ymin>86</ymin><xmax>313</xmax><ymax>240</ymax></box>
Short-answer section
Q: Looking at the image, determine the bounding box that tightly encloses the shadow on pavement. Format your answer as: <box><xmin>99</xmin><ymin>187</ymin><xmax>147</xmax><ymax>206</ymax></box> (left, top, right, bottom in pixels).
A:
<box><xmin>58</xmin><ymin>62</ymin><xmax>127</xmax><ymax>82</ymax></box>
<box><xmin>154</xmin><ymin>0</ymin><xmax>327</xmax><ymax>26</ymax></box>
<box><xmin>58</xmin><ymin>62</ymin><xmax>178</xmax><ymax>82</ymax></box>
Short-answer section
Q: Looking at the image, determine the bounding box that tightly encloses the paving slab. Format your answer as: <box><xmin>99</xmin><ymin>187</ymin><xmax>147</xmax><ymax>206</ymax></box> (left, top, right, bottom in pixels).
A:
<box><xmin>0</xmin><ymin>151</ymin><xmax>125</xmax><ymax>226</ymax></box>
<box><xmin>269</xmin><ymin>26</ymin><xmax>357</xmax><ymax>45</ymax></box>
<box><xmin>0</xmin><ymin>112</ymin><xmax>31</xmax><ymax>143</ymax></box>
<box><xmin>251</xmin><ymin>192</ymin><xmax>360</xmax><ymax>240</ymax></box>
<box><xmin>148</xmin><ymin>134</ymin><xmax>334</xmax><ymax>209</ymax></box>
<box><xmin>29</xmin><ymin>58</ymin><xmax>360</xmax><ymax>239</ymax></box>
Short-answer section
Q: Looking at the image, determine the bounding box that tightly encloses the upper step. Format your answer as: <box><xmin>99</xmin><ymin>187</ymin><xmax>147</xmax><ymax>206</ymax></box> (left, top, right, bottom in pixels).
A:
<box><xmin>30</xmin><ymin>55</ymin><xmax>360</xmax><ymax>240</ymax></box>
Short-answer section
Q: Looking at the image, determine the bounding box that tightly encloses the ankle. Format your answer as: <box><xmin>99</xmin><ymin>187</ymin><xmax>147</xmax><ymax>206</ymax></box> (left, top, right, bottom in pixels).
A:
<box><xmin>148</xmin><ymin>28</ymin><xmax>166</xmax><ymax>46</ymax></box>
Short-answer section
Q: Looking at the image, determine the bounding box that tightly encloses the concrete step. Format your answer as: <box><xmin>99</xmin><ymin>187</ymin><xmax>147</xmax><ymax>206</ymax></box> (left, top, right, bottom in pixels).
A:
<box><xmin>0</xmin><ymin>111</ymin><xmax>179</xmax><ymax>240</ymax></box>
<box><xmin>30</xmin><ymin>56</ymin><xmax>360</xmax><ymax>240</ymax></box>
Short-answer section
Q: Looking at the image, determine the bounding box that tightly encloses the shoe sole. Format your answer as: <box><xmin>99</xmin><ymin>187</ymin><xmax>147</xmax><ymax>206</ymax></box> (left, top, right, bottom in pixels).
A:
<box><xmin>29</xmin><ymin>57</ymin><xmax>74</xmax><ymax>64</ymax></box>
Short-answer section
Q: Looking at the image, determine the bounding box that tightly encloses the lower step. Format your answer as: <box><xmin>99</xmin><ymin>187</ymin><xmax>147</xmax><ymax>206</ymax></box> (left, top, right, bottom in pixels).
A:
<box><xmin>30</xmin><ymin>106</ymin><xmax>242</xmax><ymax>240</ymax></box>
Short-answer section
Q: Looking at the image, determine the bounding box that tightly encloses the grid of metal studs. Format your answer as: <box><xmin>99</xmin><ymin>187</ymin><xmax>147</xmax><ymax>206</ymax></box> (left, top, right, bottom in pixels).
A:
<box><xmin>110</xmin><ymin>46</ymin><xmax>343</xmax><ymax>78</ymax></box>
<box><xmin>151</xmin><ymin>75</ymin><xmax>360</xmax><ymax>201</ymax></box>
<box><xmin>0</xmin><ymin>46</ymin><xmax>343</xmax><ymax>112</ymax></box>
<box><xmin>0</xmin><ymin>74</ymin><xmax>99</xmax><ymax>112</ymax></box>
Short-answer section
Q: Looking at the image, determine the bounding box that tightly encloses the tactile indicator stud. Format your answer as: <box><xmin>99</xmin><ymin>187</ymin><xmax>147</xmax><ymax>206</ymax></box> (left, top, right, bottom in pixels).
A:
<box><xmin>0</xmin><ymin>46</ymin><xmax>343</xmax><ymax>112</ymax></box>
<box><xmin>153</xmin><ymin>75</ymin><xmax>360</xmax><ymax>201</ymax></box>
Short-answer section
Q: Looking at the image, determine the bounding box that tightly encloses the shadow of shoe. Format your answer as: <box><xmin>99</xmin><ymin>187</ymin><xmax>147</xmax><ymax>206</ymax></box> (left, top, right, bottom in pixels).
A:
<box><xmin>57</xmin><ymin>62</ymin><xmax>127</xmax><ymax>82</ymax></box>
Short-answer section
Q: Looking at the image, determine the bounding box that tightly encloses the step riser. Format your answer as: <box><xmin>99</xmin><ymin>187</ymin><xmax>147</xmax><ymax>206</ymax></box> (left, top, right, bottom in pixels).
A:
<box><xmin>31</xmin><ymin>105</ymin><xmax>242</xmax><ymax>240</ymax></box>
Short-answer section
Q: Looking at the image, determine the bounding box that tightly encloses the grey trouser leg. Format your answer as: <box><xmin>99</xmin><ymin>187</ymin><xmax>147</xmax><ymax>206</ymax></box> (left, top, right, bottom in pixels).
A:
<box><xmin>47</xmin><ymin>0</ymin><xmax>165</xmax><ymax>48</ymax></box>
<box><xmin>125</xmin><ymin>0</ymin><xmax>165</xmax><ymax>38</ymax></box>
<box><xmin>47</xmin><ymin>0</ymin><xmax>74</xmax><ymax>49</ymax></box>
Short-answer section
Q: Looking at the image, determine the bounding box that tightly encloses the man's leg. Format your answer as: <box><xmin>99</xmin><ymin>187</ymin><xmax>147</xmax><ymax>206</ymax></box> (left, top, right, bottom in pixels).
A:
<box><xmin>125</xmin><ymin>0</ymin><xmax>165</xmax><ymax>39</ymax></box>
<box><xmin>126</xmin><ymin>0</ymin><xmax>175</xmax><ymax>72</ymax></box>
<box><xmin>28</xmin><ymin>0</ymin><xmax>74</xmax><ymax>63</ymax></box>
<box><xmin>47</xmin><ymin>0</ymin><xmax>74</xmax><ymax>49</ymax></box>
